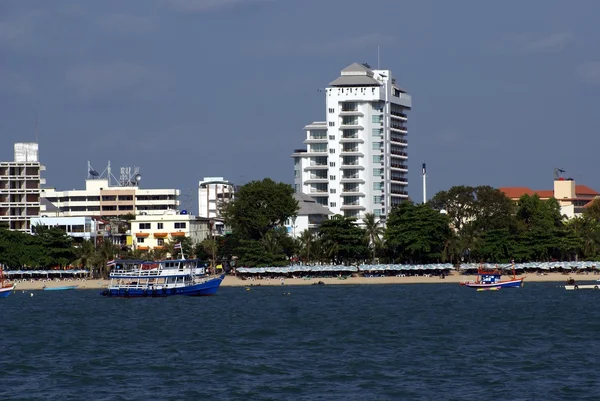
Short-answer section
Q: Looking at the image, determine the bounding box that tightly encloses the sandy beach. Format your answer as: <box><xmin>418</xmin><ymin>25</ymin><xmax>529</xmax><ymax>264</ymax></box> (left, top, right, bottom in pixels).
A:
<box><xmin>6</xmin><ymin>271</ymin><xmax>594</xmax><ymax>291</ymax></box>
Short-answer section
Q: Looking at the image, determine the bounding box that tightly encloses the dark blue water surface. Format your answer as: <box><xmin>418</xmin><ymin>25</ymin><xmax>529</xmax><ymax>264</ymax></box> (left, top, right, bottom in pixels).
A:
<box><xmin>1</xmin><ymin>283</ymin><xmax>599</xmax><ymax>400</ymax></box>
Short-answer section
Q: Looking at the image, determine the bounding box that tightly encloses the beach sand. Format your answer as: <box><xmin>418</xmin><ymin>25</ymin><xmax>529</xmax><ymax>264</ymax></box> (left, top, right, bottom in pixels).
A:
<box><xmin>7</xmin><ymin>271</ymin><xmax>594</xmax><ymax>291</ymax></box>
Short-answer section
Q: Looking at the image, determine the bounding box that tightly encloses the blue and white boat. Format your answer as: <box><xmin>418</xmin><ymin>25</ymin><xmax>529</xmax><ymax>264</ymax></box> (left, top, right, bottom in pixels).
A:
<box><xmin>100</xmin><ymin>258</ymin><xmax>225</xmax><ymax>298</ymax></box>
<box><xmin>461</xmin><ymin>263</ymin><xmax>525</xmax><ymax>290</ymax></box>
<box><xmin>43</xmin><ymin>285</ymin><xmax>79</xmax><ymax>291</ymax></box>
<box><xmin>0</xmin><ymin>265</ymin><xmax>15</xmax><ymax>298</ymax></box>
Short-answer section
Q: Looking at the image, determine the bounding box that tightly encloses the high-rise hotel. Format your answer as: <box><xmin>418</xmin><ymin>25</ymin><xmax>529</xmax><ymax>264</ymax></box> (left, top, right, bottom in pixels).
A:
<box><xmin>292</xmin><ymin>63</ymin><xmax>411</xmax><ymax>222</ymax></box>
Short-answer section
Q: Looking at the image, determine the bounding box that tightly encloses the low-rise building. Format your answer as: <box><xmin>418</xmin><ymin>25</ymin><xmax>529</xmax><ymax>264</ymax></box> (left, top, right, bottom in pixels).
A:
<box><xmin>30</xmin><ymin>216</ymin><xmax>98</xmax><ymax>240</ymax></box>
<box><xmin>285</xmin><ymin>193</ymin><xmax>332</xmax><ymax>238</ymax></box>
<box><xmin>131</xmin><ymin>211</ymin><xmax>211</xmax><ymax>251</ymax></box>
<box><xmin>500</xmin><ymin>178</ymin><xmax>599</xmax><ymax>219</ymax></box>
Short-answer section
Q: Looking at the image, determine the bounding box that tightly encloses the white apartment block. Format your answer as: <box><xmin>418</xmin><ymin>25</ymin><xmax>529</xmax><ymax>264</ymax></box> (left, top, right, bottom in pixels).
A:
<box><xmin>42</xmin><ymin>179</ymin><xmax>180</xmax><ymax>218</ymax></box>
<box><xmin>0</xmin><ymin>143</ymin><xmax>46</xmax><ymax>231</ymax></box>
<box><xmin>131</xmin><ymin>211</ymin><xmax>210</xmax><ymax>252</ymax></box>
<box><xmin>292</xmin><ymin>63</ymin><xmax>411</xmax><ymax>221</ymax></box>
<box><xmin>198</xmin><ymin>177</ymin><xmax>234</xmax><ymax>235</ymax></box>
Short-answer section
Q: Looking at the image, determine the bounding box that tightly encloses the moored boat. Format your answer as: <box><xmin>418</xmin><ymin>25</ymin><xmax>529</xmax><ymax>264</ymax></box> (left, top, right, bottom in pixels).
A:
<box><xmin>43</xmin><ymin>285</ymin><xmax>79</xmax><ymax>291</ymax></box>
<box><xmin>461</xmin><ymin>262</ymin><xmax>525</xmax><ymax>290</ymax></box>
<box><xmin>564</xmin><ymin>277</ymin><xmax>600</xmax><ymax>290</ymax></box>
<box><xmin>0</xmin><ymin>264</ymin><xmax>15</xmax><ymax>298</ymax></box>
<box><xmin>100</xmin><ymin>258</ymin><xmax>225</xmax><ymax>298</ymax></box>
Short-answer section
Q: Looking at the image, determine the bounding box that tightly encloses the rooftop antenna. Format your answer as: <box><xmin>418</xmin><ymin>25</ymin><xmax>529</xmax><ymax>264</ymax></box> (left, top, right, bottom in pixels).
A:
<box><xmin>554</xmin><ymin>168</ymin><xmax>565</xmax><ymax>180</ymax></box>
<box><xmin>422</xmin><ymin>162</ymin><xmax>427</xmax><ymax>204</ymax></box>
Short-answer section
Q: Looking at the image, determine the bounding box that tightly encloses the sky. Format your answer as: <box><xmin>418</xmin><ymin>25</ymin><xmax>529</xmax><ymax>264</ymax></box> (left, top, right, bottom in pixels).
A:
<box><xmin>2</xmin><ymin>0</ymin><xmax>600</xmax><ymax>213</ymax></box>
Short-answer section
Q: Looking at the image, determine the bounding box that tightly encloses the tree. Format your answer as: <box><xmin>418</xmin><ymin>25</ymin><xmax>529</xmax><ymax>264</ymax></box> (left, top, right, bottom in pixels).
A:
<box><xmin>317</xmin><ymin>215</ymin><xmax>368</xmax><ymax>264</ymax></box>
<box><xmin>223</xmin><ymin>178</ymin><xmax>299</xmax><ymax>241</ymax></box>
<box><xmin>362</xmin><ymin>213</ymin><xmax>384</xmax><ymax>262</ymax></box>
<box><xmin>299</xmin><ymin>229</ymin><xmax>313</xmax><ymax>264</ymax></box>
<box><xmin>72</xmin><ymin>240</ymin><xmax>96</xmax><ymax>276</ymax></box>
<box><xmin>384</xmin><ymin>202</ymin><xmax>452</xmax><ymax>264</ymax></box>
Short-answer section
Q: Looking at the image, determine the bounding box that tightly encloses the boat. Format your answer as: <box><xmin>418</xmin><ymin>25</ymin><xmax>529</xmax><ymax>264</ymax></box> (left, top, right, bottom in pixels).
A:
<box><xmin>565</xmin><ymin>277</ymin><xmax>600</xmax><ymax>290</ymax></box>
<box><xmin>43</xmin><ymin>285</ymin><xmax>79</xmax><ymax>291</ymax></box>
<box><xmin>100</xmin><ymin>258</ymin><xmax>225</xmax><ymax>297</ymax></box>
<box><xmin>0</xmin><ymin>264</ymin><xmax>15</xmax><ymax>298</ymax></box>
<box><xmin>461</xmin><ymin>262</ymin><xmax>525</xmax><ymax>290</ymax></box>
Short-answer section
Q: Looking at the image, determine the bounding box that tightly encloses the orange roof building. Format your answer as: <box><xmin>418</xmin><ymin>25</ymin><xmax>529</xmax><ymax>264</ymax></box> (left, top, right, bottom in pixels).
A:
<box><xmin>499</xmin><ymin>178</ymin><xmax>599</xmax><ymax>218</ymax></box>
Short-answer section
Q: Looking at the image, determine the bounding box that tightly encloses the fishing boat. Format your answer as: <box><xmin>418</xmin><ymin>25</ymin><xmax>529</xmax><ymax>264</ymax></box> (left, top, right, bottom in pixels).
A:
<box><xmin>43</xmin><ymin>285</ymin><xmax>79</xmax><ymax>291</ymax></box>
<box><xmin>460</xmin><ymin>262</ymin><xmax>525</xmax><ymax>290</ymax></box>
<box><xmin>0</xmin><ymin>264</ymin><xmax>15</xmax><ymax>298</ymax></box>
<box><xmin>564</xmin><ymin>277</ymin><xmax>600</xmax><ymax>290</ymax></box>
<box><xmin>100</xmin><ymin>258</ymin><xmax>225</xmax><ymax>298</ymax></box>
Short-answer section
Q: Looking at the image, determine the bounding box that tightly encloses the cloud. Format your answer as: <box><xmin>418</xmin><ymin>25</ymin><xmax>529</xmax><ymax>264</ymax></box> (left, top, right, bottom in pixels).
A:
<box><xmin>300</xmin><ymin>33</ymin><xmax>395</xmax><ymax>53</ymax></box>
<box><xmin>94</xmin><ymin>14</ymin><xmax>154</xmax><ymax>35</ymax></box>
<box><xmin>164</xmin><ymin>0</ymin><xmax>273</xmax><ymax>12</ymax></box>
<box><xmin>518</xmin><ymin>32</ymin><xmax>573</xmax><ymax>52</ymax></box>
<box><xmin>0</xmin><ymin>9</ymin><xmax>43</xmax><ymax>47</ymax></box>
<box><xmin>65</xmin><ymin>62</ymin><xmax>156</xmax><ymax>101</ymax></box>
<box><xmin>0</xmin><ymin>69</ymin><xmax>35</xmax><ymax>96</ymax></box>
<box><xmin>577</xmin><ymin>61</ymin><xmax>600</xmax><ymax>84</ymax></box>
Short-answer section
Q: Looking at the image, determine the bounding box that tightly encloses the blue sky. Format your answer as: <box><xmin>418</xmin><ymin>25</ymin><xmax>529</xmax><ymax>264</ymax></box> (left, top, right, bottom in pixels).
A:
<box><xmin>2</xmin><ymin>0</ymin><xmax>600</xmax><ymax>213</ymax></box>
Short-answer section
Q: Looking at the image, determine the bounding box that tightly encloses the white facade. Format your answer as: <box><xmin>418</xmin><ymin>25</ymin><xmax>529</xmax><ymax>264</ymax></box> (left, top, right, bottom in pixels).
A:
<box><xmin>198</xmin><ymin>177</ymin><xmax>234</xmax><ymax>219</ymax></box>
<box><xmin>131</xmin><ymin>211</ymin><xmax>210</xmax><ymax>252</ymax></box>
<box><xmin>292</xmin><ymin>63</ymin><xmax>411</xmax><ymax>222</ymax></box>
<box><xmin>0</xmin><ymin>142</ymin><xmax>46</xmax><ymax>231</ymax></box>
<box><xmin>30</xmin><ymin>216</ymin><xmax>97</xmax><ymax>240</ymax></box>
<box><xmin>284</xmin><ymin>193</ymin><xmax>331</xmax><ymax>238</ymax></box>
<box><xmin>42</xmin><ymin>179</ymin><xmax>180</xmax><ymax>218</ymax></box>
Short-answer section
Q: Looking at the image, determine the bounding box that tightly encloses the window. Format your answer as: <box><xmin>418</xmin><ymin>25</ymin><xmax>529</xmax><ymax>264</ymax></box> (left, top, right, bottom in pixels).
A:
<box><xmin>372</xmin><ymin>128</ymin><xmax>383</xmax><ymax>137</ymax></box>
<box><xmin>294</xmin><ymin>184</ymin><xmax>301</xmax><ymax>193</ymax></box>
<box><xmin>158</xmin><ymin>223</ymin><xmax>163</xmax><ymax>230</ymax></box>
<box><xmin>372</xmin><ymin>142</ymin><xmax>383</xmax><ymax>150</ymax></box>
<box><xmin>157</xmin><ymin>238</ymin><xmax>164</xmax><ymax>246</ymax></box>
<box><xmin>174</xmin><ymin>222</ymin><xmax>186</xmax><ymax>229</ymax></box>
<box><xmin>138</xmin><ymin>237</ymin><xmax>145</xmax><ymax>243</ymax></box>
<box><xmin>329</xmin><ymin>148</ymin><xmax>335</xmax><ymax>154</ymax></box>
<box><xmin>139</xmin><ymin>223</ymin><xmax>151</xmax><ymax>230</ymax></box>
<box><xmin>373</xmin><ymin>155</ymin><xmax>383</xmax><ymax>163</ymax></box>
<box><xmin>372</xmin><ymin>115</ymin><xmax>383</xmax><ymax>123</ymax></box>
<box><xmin>328</xmin><ymin>108</ymin><xmax>335</xmax><ymax>113</ymax></box>
<box><xmin>329</xmin><ymin>135</ymin><xmax>335</xmax><ymax>140</ymax></box>
<box><xmin>330</xmin><ymin>188</ymin><xmax>336</xmax><ymax>194</ymax></box>
<box><xmin>373</xmin><ymin>182</ymin><xmax>384</xmax><ymax>191</ymax></box>
<box><xmin>374</xmin><ymin>209</ymin><xmax>382</xmax><ymax>217</ymax></box>
<box><xmin>294</xmin><ymin>170</ymin><xmax>300</xmax><ymax>178</ymax></box>
<box><xmin>330</xmin><ymin>202</ymin><xmax>337</xmax><ymax>207</ymax></box>
<box><xmin>373</xmin><ymin>168</ymin><xmax>383</xmax><ymax>177</ymax></box>
<box><xmin>328</xmin><ymin>121</ymin><xmax>335</xmax><ymax>127</ymax></box>
<box><xmin>329</xmin><ymin>175</ymin><xmax>336</xmax><ymax>180</ymax></box>
<box><xmin>329</xmin><ymin>162</ymin><xmax>336</xmax><ymax>167</ymax></box>
<box><xmin>373</xmin><ymin>196</ymin><xmax>383</xmax><ymax>203</ymax></box>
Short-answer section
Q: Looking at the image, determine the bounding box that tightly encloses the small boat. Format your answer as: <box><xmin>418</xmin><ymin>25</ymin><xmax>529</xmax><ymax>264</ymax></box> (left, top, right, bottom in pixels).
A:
<box><xmin>462</xmin><ymin>262</ymin><xmax>525</xmax><ymax>290</ymax></box>
<box><xmin>43</xmin><ymin>285</ymin><xmax>79</xmax><ymax>291</ymax></box>
<box><xmin>0</xmin><ymin>264</ymin><xmax>15</xmax><ymax>298</ymax></box>
<box><xmin>100</xmin><ymin>258</ymin><xmax>225</xmax><ymax>298</ymax></box>
<box><xmin>565</xmin><ymin>277</ymin><xmax>600</xmax><ymax>290</ymax></box>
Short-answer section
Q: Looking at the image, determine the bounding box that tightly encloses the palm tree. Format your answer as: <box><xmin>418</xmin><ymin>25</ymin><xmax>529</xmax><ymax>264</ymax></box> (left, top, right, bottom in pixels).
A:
<box><xmin>72</xmin><ymin>240</ymin><xmax>95</xmax><ymax>277</ymax></box>
<box><xmin>93</xmin><ymin>239</ymin><xmax>118</xmax><ymax>279</ymax></box>
<box><xmin>363</xmin><ymin>213</ymin><xmax>384</xmax><ymax>263</ymax></box>
<box><xmin>299</xmin><ymin>229</ymin><xmax>313</xmax><ymax>264</ymax></box>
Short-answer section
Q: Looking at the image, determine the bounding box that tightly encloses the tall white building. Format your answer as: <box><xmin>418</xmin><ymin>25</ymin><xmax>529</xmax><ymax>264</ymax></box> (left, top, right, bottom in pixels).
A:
<box><xmin>0</xmin><ymin>143</ymin><xmax>46</xmax><ymax>231</ymax></box>
<box><xmin>198</xmin><ymin>177</ymin><xmax>234</xmax><ymax>235</ymax></box>
<box><xmin>292</xmin><ymin>63</ymin><xmax>411</xmax><ymax>221</ymax></box>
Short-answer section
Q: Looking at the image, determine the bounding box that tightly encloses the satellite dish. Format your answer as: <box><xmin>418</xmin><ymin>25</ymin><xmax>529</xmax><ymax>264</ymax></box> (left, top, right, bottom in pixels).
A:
<box><xmin>135</xmin><ymin>174</ymin><xmax>142</xmax><ymax>182</ymax></box>
<box><xmin>89</xmin><ymin>169</ymin><xmax>99</xmax><ymax>177</ymax></box>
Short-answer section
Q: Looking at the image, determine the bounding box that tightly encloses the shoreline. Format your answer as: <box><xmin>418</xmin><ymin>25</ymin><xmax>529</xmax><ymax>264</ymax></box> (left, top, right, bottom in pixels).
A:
<box><xmin>6</xmin><ymin>272</ymin><xmax>595</xmax><ymax>290</ymax></box>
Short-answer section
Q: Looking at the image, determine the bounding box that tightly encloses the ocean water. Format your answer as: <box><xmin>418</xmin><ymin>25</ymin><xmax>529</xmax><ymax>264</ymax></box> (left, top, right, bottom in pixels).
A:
<box><xmin>1</xmin><ymin>282</ymin><xmax>599</xmax><ymax>401</ymax></box>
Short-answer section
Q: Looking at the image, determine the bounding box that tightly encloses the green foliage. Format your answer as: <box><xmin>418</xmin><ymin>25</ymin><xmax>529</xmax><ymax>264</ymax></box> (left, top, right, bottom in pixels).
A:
<box><xmin>317</xmin><ymin>215</ymin><xmax>369</xmax><ymax>264</ymax></box>
<box><xmin>384</xmin><ymin>202</ymin><xmax>452</xmax><ymax>263</ymax></box>
<box><xmin>223</xmin><ymin>178</ymin><xmax>299</xmax><ymax>240</ymax></box>
<box><xmin>0</xmin><ymin>226</ymin><xmax>75</xmax><ymax>268</ymax></box>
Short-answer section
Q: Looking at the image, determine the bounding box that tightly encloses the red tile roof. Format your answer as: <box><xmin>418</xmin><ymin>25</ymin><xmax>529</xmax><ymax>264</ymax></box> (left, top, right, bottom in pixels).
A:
<box><xmin>499</xmin><ymin>184</ymin><xmax>599</xmax><ymax>200</ymax></box>
<box><xmin>576</xmin><ymin>185</ymin><xmax>599</xmax><ymax>195</ymax></box>
<box><xmin>498</xmin><ymin>187</ymin><xmax>535</xmax><ymax>199</ymax></box>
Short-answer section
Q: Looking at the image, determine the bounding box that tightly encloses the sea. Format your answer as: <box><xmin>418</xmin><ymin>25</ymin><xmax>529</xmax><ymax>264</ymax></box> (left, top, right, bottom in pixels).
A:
<box><xmin>1</xmin><ymin>282</ymin><xmax>599</xmax><ymax>401</ymax></box>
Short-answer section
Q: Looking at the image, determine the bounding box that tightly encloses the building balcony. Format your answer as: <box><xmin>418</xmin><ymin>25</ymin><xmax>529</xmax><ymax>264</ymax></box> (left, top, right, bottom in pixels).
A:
<box><xmin>339</xmin><ymin>150</ymin><xmax>363</xmax><ymax>156</ymax></box>
<box><xmin>154</xmin><ymin>232</ymin><xmax>168</xmax><ymax>238</ymax></box>
<box><xmin>390</xmin><ymin>137</ymin><xmax>407</xmax><ymax>145</ymax></box>
<box><xmin>390</xmin><ymin>150</ymin><xmax>408</xmax><ymax>157</ymax></box>
<box><xmin>136</xmin><ymin>232</ymin><xmax>149</xmax><ymax>238</ymax></box>
<box><xmin>340</xmin><ymin>178</ymin><xmax>365</xmax><ymax>184</ymax></box>
<box><xmin>304</xmin><ymin>178</ymin><xmax>328</xmax><ymax>184</ymax></box>
<box><xmin>171</xmin><ymin>232</ymin><xmax>186</xmax><ymax>237</ymax></box>
<box><xmin>303</xmin><ymin>138</ymin><xmax>328</xmax><ymax>144</ymax></box>
<box><xmin>304</xmin><ymin>165</ymin><xmax>328</xmax><ymax>171</ymax></box>
<box><xmin>391</xmin><ymin>178</ymin><xmax>408</xmax><ymax>185</ymax></box>
<box><xmin>339</xmin><ymin>110</ymin><xmax>364</xmax><ymax>116</ymax></box>
<box><xmin>340</xmin><ymin>164</ymin><xmax>365</xmax><ymax>170</ymax></box>
<box><xmin>340</xmin><ymin>204</ymin><xmax>366</xmax><ymax>210</ymax></box>
<box><xmin>340</xmin><ymin>191</ymin><xmax>365</xmax><ymax>197</ymax></box>
<box><xmin>390</xmin><ymin>189</ymin><xmax>409</xmax><ymax>195</ymax></box>
<box><xmin>339</xmin><ymin>138</ymin><xmax>364</xmax><ymax>143</ymax></box>
<box><xmin>390</xmin><ymin>111</ymin><xmax>408</xmax><ymax>120</ymax></box>
<box><xmin>339</xmin><ymin>123</ymin><xmax>363</xmax><ymax>130</ymax></box>
<box><xmin>301</xmin><ymin>151</ymin><xmax>329</xmax><ymax>156</ymax></box>
<box><xmin>390</xmin><ymin>164</ymin><xmax>408</xmax><ymax>171</ymax></box>
<box><xmin>137</xmin><ymin>246</ymin><xmax>149</xmax><ymax>251</ymax></box>
<box><xmin>390</xmin><ymin>126</ymin><xmax>408</xmax><ymax>133</ymax></box>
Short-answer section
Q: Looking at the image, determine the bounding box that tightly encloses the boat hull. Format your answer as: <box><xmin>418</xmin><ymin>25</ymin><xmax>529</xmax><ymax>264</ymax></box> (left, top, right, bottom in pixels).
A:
<box><xmin>465</xmin><ymin>278</ymin><xmax>524</xmax><ymax>289</ymax></box>
<box><xmin>0</xmin><ymin>285</ymin><xmax>15</xmax><ymax>298</ymax></box>
<box><xmin>101</xmin><ymin>274</ymin><xmax>225</xmax><ymax>298</ymax></box>
<box><xmin>565</xmin><ymin>284</ymin><xmax>600</xmax><ymax>290</ymax></box>
<box><xmin>43</xmin><ymin>285</ymin><xmax>78</xmax><ymax>291</ymax></box>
